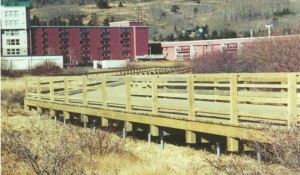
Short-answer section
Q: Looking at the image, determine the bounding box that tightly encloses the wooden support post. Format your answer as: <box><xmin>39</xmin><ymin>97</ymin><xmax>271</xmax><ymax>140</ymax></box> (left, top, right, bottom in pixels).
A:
<box><xmin>288</xmin><ymin>74</ymin><xmax>297</xmax><ymax>128</ymax></box>
<box><xmin>125</xmin><ymin>75</ymin><xmax>132</xmax><ymax>112</ymax></box>
<box><xmin>230</xmin><ymin>74</ymin><xmax>238</xmax><ymax>124</ymax></box>
<box><xmin>257</xmin><ymin>144</ymin><xmax>262</xmax><ymax>163</ymax></box>
<box><xmin>37</xmin><ymin>107</ymin><xmax>42</xmax><ymax>114</ymax></box>
<box><xmin>82</xmin><ymin>76</ymin><xmax>88</xmax><ymax>105</ymax></box>
<box><xmin>81</xmin><ymin>114</ymin><xmax>89</xmax><ymax>132</ymax></box>
<box><xmin>37</xmin><ymin>77</ymin><xmax>41</xmax><ymax>100</ymax></box>
<box><xmin>49</xmin><ymin>109</ymin><xmax>55</xmax><ymax>118</ymax></box>
<box><xmin>124</xmin><ymin>121</ymin><xmax>133</xmax><ymax>132</ymax></box>
<box><xmin>25</xmin><ymin>76</ymin><xmax>28</xmax><ymax>99</ymax></box>
<box><xmin>63</xmin><ymin>111</ymin><xmax>70</xmax><ymax>128</ymax></box>
<box><xmin>64</xmin><ymin>77</ymin><xmax>69</xmax><ymax>103</ymax></box>
<box><xmin>101</xmin><ymin>76</ymin><xmax>107</xmax><ymax>108</ymax></box>
<box><xmin>226</xmin><ymin>137</ymin><xmax>239</xmax><ymax>152</ymax></box>
<box><xmin>188</xmin><ymin>75</ymin><xmax>195</xmax><ymax>119</ymax></box>
<box><xmin>49</xmin><ymin>77</ymin><xmax>54</xmax><ymax>102</ymax></box>
<box><xmin>150</xmin><ymin>125</ymin><xmax>159</xmax><ymax>136</ymax></box>
<box><xmin>101</xmin><ymin>117</ymin><xmax>109</xmax><ymax>127</ymax></box>
<box><xmin>152</xmin><ymin>76</ymin><xmax>158</xmax><ymax>114</ymax></box>
<box><xmin>186</xmin><ymin>130</ymin><xmax>196</xmax><ymax>144</ymax></box>
<box><xmin>24</xmin><ymin>77</ymin><xmax>29</xmax><ymax>112</ymax></box>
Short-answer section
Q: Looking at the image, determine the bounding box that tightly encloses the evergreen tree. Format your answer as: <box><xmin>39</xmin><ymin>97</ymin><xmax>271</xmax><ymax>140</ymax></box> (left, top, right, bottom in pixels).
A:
<box><xmin>97</xmin><ymin>0</ymin><xmax>109</xmax><ymax>9</ymax></box>
<box><xmin>110</xmin><ymin>16</ymin><xmax>115</xmax><ymax>22</ymax></box>
<box><xmin>49</xmin><ymin>17</ymin><xmax>66</xmax><ymax>26</ymax></box>
<box><xmin>88</xmin><ymin>13</ymin><xmax>98</xmax><ymax>26</ymax></box>
<box><xmin>158</xmin><ymin>34</ymin><xmax>164</xmax><ymax>41</ymax></box>
<box><xmin>68</xmin><ymin>15</ymin><xmax>83</xmax><ymax>26</ymax></box>
<box><xmin>211</xmin><ymin>30</ymin><xmax>219</xmax><ymax>39</ymax></box>
<box><xmin>171</xmin><ymin>5</ymin><xmax>179</xmax><ymax>13</ymax></box>
<box><xmin>31</xmin><ymin>15</ymin><xmax>40</xmax><ymax>26</ymax></box>
<box><xmin>118</xmin><ymin>2</ymin><xmax>123</xmax><ymax>7</ymax></box>
<box><xmin>103</xmin><ymin>18</ymin><xmax>110</xmax><ymax>26</ymax></box>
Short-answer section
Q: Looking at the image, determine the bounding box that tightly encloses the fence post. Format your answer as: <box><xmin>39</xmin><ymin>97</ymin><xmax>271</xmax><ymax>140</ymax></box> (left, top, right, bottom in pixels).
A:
<box><xmin>188</xmin><ymin>75</ymin><xmax>195</xmax><ymax>119</ymax></box>
<box><xmin>288</xmin><ymin>74</ymin><xmax>297</xmax><ymax>128</ymax></box>
<box><xmin>37</xmin><ymin>77</ymin><xmax>41</xmax><ymax>100</ymax></box>
<box><xmin>125</xmin><ymin>75</ymin><xmax>132</xmax><ymax>112</ymax></box>
<box><xmin>64</xmin><ymin>77</ymin><xmax>69</xmax><ymax>103</ymax></box>
<box><xmin>230</xmin><ymin>74</ymin><xmax>238</xmax><ymax>124</ymax></box>
<box><xmin>50</xmin><ymin>77</ymin><xmax>54</xmax><ymax>102</ymax></box>
<box><xmin>152</xmin><ymin>76</ymin><xmax>158</xmax><ymax>114</ymax></box>
<box><xmin>25</xmin><ymin>76</ymin><xmax>28</xmax><ymax>99</ymax></box>
<box><xmin>82</xmin><ymin>75</ymin><xmax>88</xmax><ymax>105</ymax></box>
<box><xmin>101</xmin><ymin>75</ymin><xmax>107</xmax><ymax>108</ymax></box>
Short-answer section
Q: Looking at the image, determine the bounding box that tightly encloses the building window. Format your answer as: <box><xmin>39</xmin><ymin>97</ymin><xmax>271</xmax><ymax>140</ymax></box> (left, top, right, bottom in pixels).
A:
<box><xmin>4</xmin><ymin>11</ymin><xmax>18</xmax><ymax>17</ymax></box>
<box><xmin>7</xmin><ymin>39</ymin><xmax>20</xmax><ymax>45</ymax></box>
<box><xmin>7</xmin><ymin>48</ymin><xmax>20</xmax><ymax>55</ymax></box>
<box><xmin>6</xmin><ymin>31</ymin><xmax>19</xmax><ymax>36</ymax></box>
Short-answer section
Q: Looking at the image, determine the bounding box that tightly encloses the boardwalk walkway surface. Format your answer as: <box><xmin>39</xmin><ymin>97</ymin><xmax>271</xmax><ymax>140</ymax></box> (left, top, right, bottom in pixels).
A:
<box><xmin>24</xmin><ymin>69</ymin><xmax>300</xmax><ymax>152</ymax></box>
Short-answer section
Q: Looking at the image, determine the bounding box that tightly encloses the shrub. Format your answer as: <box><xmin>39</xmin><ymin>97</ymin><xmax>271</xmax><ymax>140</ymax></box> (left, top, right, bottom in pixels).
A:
<box><xmin>1</xmin><ymin>121</ymin><xmax>127</xmax><ymax>175</ymax></box>
<box><xmin>171</xmin><ymin>5</ymin><xmax>179</xmax><ymax>13</ymax></box>
<box><xmin>1</xmin><ymin>89</ymin><xmax>25</xmax><ymax>116</ymax></box>
<box><xmin>193</xmin><ymin>36</ymin><xmax>300</xmax><ymax>73</ymax></box>
<box><xmin>248</xmin><ymin>126</ymin><xmax>300</xmax><ymax>172</ymax></box>
<box><xmin>193</xmin><ymin>51</ymin><xmax>237</xmax><ymax>73</ymax></box>
<box><xmin>31</xmin><ymin>61</ymin><xmax>62</xmax><ymax>76</ymax></box>
<box><xmin>236</xmin><ymin>37</ymin><xmax>300</xmax><ymax>72</ymax></box>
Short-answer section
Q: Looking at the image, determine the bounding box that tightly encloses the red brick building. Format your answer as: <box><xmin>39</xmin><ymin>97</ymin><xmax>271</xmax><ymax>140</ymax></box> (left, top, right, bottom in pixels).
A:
<box><xmin>30</xmin><ymin>21</ymin><xmax>149</xmax><ymax>65</ymax></box>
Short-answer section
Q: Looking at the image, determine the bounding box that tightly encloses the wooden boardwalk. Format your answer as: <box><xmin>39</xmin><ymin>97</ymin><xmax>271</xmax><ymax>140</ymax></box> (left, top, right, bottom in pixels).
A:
<box><xmin>24</xmin><ymin>71</ymin><xmax>300</xmax><ymax>152</ymax></box>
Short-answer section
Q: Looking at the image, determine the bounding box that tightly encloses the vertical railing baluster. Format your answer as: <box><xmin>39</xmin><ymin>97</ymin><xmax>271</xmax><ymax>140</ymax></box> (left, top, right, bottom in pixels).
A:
<box><xmin>230</xmin><ymin>74</ymin><xmax>238</xmax><ymax>124</ymax></box>
<box><xmin>288</xmin><ymin>73</ymin><xmax>297</xmax><ymax>128</ymax></box>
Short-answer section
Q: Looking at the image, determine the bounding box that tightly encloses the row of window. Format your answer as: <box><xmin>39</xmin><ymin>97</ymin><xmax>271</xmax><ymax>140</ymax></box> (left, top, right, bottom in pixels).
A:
<box><xmin>5</xmin><ymin>30</ymin><xmax>19</xmax><ymax>36</ymax></box>
<box><xmin>5</xmin><ymin>20</ymin><xmax>19</xmax><ymax>27</ymax></box>
<box><xmin>7</xmin><ymin>39</ymin><xmax>20</xmax><ymax>45</ymax></box>
<box><xmin>7</xmin><ymin>48</ymin><xmax>20</xmax><ymax>55</ymax></box>
<box><xmin>5</xmin><ymin>11</ymin><xmax>19</xmax><ymax>17</ymax></box>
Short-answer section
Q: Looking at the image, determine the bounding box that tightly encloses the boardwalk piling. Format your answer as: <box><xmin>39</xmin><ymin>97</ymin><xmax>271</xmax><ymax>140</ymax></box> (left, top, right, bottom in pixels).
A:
<box><xmin>216</xmin><ymin>142</ymin><xmax>221</xmax><ymax>157</ymax></box>
<box><xmin>148</xmin><ymin>132</ymin><xmax>151</xmax><ymax>144</ymax></box>
<box><xmin>54</xmin><ymin>115</ymin><xmax>57</xmax><ymax>128</ymax></box>
<box><xmin>160</xmin><ymin>129</ymin><xmax>164</xmax><ymax>150</ymax></box>
<box><xmin>122</xmin><ymin>128</ymin><xmax>127</xmax><ymax>139</ymax></box>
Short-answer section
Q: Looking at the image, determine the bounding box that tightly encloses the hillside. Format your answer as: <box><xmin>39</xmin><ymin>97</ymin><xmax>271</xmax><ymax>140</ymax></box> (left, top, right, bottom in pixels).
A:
<box><xmin>31</xmin><ymin>0</ymin><xmax>300</xmax><ymax>39</ymax></box>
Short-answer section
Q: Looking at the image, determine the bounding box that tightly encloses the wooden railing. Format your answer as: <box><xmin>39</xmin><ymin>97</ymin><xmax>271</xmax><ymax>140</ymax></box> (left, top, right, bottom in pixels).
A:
<box><xmin>25</xmin><ymin>73</ymin><xmax>300</xmax><ymax>127</ymax></box>
<box><xmin>60</xmin><ymin>67</ymin><xmax>193</xmax><ymax>77</ymax></box>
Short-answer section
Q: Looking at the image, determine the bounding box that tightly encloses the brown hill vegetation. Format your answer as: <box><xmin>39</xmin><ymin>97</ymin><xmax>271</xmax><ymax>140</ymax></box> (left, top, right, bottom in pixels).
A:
<box><xmin>30</xmin><ymin>0</ymin><xmax>300</xmax><ymax>38</ymax></box>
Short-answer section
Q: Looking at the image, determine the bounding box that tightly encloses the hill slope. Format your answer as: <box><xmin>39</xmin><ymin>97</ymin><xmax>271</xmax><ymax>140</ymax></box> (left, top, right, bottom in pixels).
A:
<box><xmin>31</xmin><ymin>0</ymin><xmax>300</xmax><ymax>38</ymax></box>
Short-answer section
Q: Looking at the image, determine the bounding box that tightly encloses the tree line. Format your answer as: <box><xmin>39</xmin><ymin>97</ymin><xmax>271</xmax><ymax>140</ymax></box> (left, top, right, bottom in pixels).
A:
<box><xmin>31</xmin><ymin>14</ymin><xmax>115</xmax><ymax>26</ymax></box>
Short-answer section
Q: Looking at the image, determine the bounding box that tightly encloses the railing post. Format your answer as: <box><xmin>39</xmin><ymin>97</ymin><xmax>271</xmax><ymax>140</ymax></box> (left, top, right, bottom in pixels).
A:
<box><xmin>64</xmin><ymin>77</ymin><xmax>69</xmax><ymax>103</ymax></box>
<box><xmin>152</xmin><ymin>76</ymin><xmax>158</xmax><ymax>114</ymax></box>
<box><xmin>125</xmin><ymin>75</ymin><xmax>132</xmax><ymax>112</ymax></box>
<box><xmin>101</xmin><ymin>75</ymin><xmax>107</xmax><ymax>108</ymax></box>
<box><xmin>25</xmin><ymin>76</ymin><xmax>28</xmax><ymax>99</ymax></box>
<box><xmin>188</xmin><ymin>75</ymin><xmax>195</xmax><ymax>119</ymax></box>
<box><xmin>82</xmin><ymin>75</ymin><xmax>88</xmax><ymax>105</ymax></box>
<box><xmin>50</xmin><ymin>77</ymin><xmax>54</xmax><ymax>102</ymax></box>
<box><xmin>37</xmin><ymin>77</ymin><xmax>41</xmax><ymax>100</ymax></box>
<box><xmin>230</xmin><ymin>74</ymin><xmax>238</xmax><ymax>124</ymax></box>
<box><xmin>288</xmin><ymin>73</ymin><xmax>297</xmax><ymax>128</ymax></box>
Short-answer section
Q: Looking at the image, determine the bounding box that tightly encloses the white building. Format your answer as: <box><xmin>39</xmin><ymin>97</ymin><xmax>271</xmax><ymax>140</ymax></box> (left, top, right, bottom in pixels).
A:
<box><xmin>1</xmin><ymin>1</ymin><xmax>30</xmax><ymax>56</ymax></box>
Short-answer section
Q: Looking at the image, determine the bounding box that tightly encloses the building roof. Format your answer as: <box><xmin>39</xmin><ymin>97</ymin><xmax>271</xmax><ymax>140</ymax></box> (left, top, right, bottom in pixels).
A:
<box><xmin>1</xmin><ymin>1</ymin><xmax>31</xmax><ymax>7</ymax></box>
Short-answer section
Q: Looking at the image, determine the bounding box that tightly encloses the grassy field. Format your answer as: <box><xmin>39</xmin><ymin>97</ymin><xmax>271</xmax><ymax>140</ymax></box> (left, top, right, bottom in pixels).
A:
<box><xmin>1</xmin><ymin>77</ymin><xmax>296</xmax><ymax>175</ymax></box>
